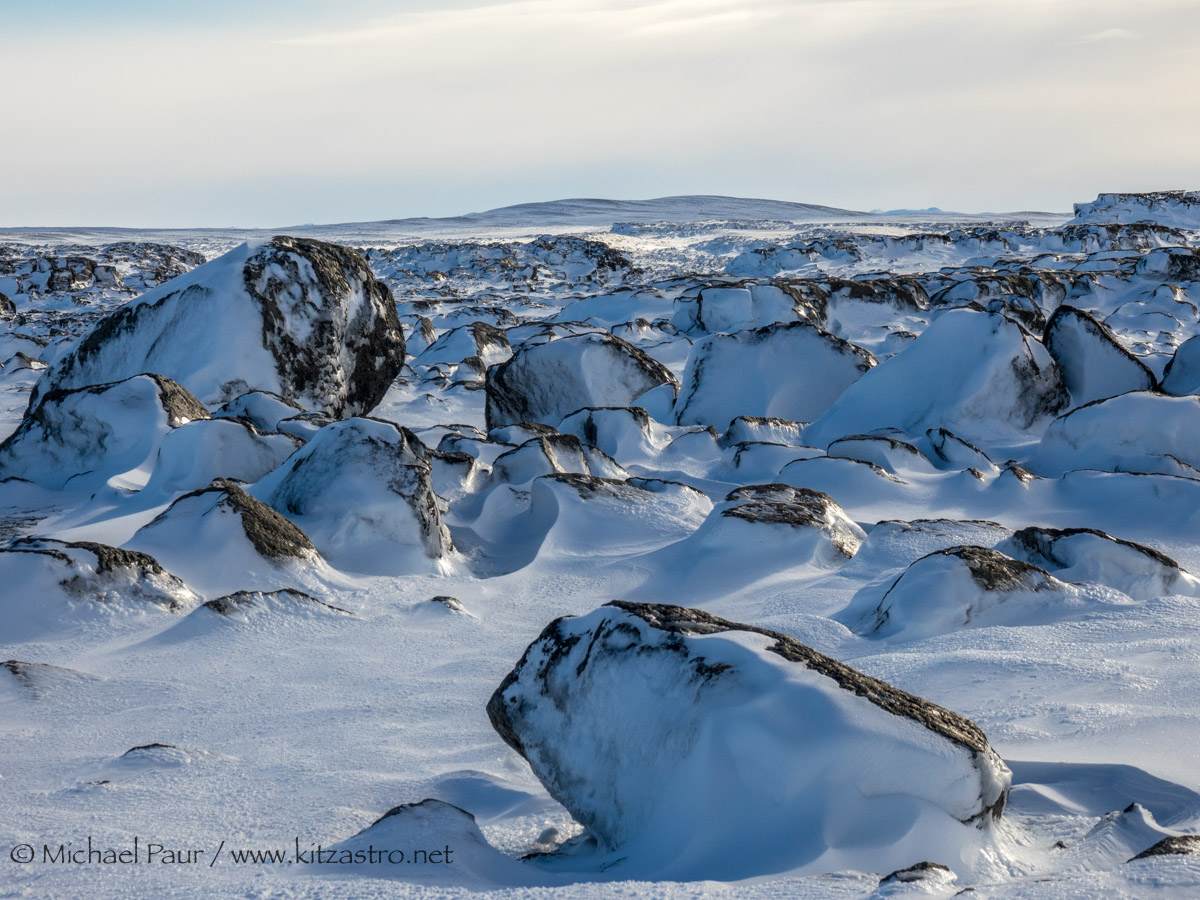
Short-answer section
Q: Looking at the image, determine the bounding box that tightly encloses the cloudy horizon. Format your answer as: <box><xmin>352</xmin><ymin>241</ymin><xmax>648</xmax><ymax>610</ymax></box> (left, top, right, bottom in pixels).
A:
<box><xmin>4</xmin><ymin>0</ymin><xmax>1199</xmax><ymax>227</ymax></box>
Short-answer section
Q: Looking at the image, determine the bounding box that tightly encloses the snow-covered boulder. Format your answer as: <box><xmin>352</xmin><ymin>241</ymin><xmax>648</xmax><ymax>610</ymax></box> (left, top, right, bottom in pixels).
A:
<box><xmin>31</xmin><ymin>236</ymin><xmax>405</xmax><ymax>416</ymax></box>
<box><xmin>805</xmin><ymin>310</ymin><xmax>1068</xmax><ymax>447</ymax></box>
<box><xmin>558</xmin><ymin>406</ymin><xmax>670</xmax><ymax>463</ymax></box>
<box><xmin>484</xmin><ymin>332</ymin><xmax>678</xmax><ymax>430</ymax></box>
<box><xmin>635</xmin><ymin>484</ymin><xmax>864</xmax><ymax>599</ymax></box>
<box><xmin>127</xmin><ymin>478</ymin><xmax>325</xmax><ymax>596</ymax></box>
<box><xmin>0</xmin><ymin>373</ymin><xmax>209</xmax><ymax>490</ymax></box>
<box><xmin>1070</xmin><ymin>191</ymin><xmax>1200</xmax><ymax>229</ymax></box>
<box><xmin>673</xmin><ymin>322</ymin><xmax>876</xmax><ymax>428</ymax></box>
<box><xmin>924</xmin><ymin>428</ymin><xmax>999</xmax><ymax>474</ymax></box>
<box><xmin>414</xmin><ymin>321</ymin><xmax>512</xmax><ymax>369</ymax></box>
<box><xmin>142</xmin><ymin>418</ymin><xmax>302</xmax><ymax>496</ymax></box>
<box><xmin>1030</xmin><ymin>392</ymin><xmax>1200</xmax><ymax>477</ymax></box>
<box><xmin>999</xmin><ymin>527</ymin><xmax>1200</xmax><ymax>600</ymax></box>
<box><xmin>837</xmin><ymin>546</ymin><xmax>1132</xmax><ymax>642</ymax></box>
<box><xmin>212</xmin><ymin>390</ymin><xmax>304</xmax><ymax>432</ymax></box>
<box><xmin>1162</xmin><ymin>335</ymin><xmax>1200</xmax><ymax>396</ymax></box>
<box><xmin>487</xmin><ymin>601</ymin><xmax>1010</xmax><ymax>880</ymax></box>
<box><xmin>491</xmin><ymin>434</ymin><xmax>628</xmax><ymax>486</ymax></box>
<box><xmin>1043</xmin><ymin>306</ymin><xmax>1156</xmax><ymax>406</ymax></box>
<box><xmin>522</xmin><ymin>474</ymin><xmax>711</xmax><ymax>559</ymax></box>
<box><xmin>0</xmin><ymin>538</ymin><xmax>199</xmax><ymax>641</ymax></box>
<box><xmin>722</xmin><ymin>415</ymin><xmax>805</xmax><ymax>447</ymax></box>
<box><xmin>255</xmin><ymin>417</ymin><xmax>452</xmax><ymax>572</ymax></box>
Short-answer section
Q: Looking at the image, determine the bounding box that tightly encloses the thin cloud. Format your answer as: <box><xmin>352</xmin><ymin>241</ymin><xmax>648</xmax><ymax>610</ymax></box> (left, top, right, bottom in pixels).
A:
<box><xmin>1065</xmin><ymin>27</ymin><xmax>1143</xmax><ymax>45</ymax></box>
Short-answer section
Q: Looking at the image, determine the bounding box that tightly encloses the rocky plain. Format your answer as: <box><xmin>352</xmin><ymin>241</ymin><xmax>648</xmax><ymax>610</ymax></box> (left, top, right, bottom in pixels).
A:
<box><xmin>3</xmin><ymin>191</ymin><xmax>1200</xmax><ymax>898</ymax></box>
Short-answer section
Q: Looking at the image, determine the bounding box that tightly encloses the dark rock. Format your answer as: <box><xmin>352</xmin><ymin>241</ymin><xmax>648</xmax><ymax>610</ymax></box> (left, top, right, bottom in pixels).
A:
<box><xmin>1129</xmin><ymin>835</ymin><xmax>1200</xmax><ymax>861</ymax></box>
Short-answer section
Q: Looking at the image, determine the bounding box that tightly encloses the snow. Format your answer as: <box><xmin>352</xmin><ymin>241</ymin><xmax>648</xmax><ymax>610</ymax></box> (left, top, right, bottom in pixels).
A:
<box><xmin>5</xmin><ymin>195</ymin><xmax>1200</xmax><ymax>899</ymax></box>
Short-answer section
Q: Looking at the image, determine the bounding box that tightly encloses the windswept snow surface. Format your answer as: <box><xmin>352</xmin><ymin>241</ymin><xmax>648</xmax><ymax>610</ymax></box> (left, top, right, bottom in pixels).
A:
<box><xmin>5</xmin><ymin>192</ymin><xmax>1200</xmax><ymax>899</ymax></box>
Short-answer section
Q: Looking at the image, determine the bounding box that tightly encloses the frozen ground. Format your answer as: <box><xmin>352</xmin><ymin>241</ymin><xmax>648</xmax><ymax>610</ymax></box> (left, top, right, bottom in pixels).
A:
<box><xmin>3</xmin><ymin>193</ymin><xmax>1200</xmax><ymax>898</ymax></box>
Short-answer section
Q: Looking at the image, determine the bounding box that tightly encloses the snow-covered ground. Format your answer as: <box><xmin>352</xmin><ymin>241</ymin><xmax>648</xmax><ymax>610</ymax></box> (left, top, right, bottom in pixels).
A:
<box><xmin>4</xmin><ymin>192</ymin><xmax>1200</xmax><ymax>898</ymax></box>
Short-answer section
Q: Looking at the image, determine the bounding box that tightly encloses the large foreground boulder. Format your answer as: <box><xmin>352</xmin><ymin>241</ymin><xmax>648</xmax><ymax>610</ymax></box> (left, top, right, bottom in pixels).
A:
<box><xmin>30</xmin><ymin>236</ymin><xmax>405</xmax><ymax>416</ymax></box>
<box><xmin>673</xmin><ymin>322</ymin><xmax>876</xmax><ymax>428</ymax></box>
<box><xmin>0</xmin><ymin>374</ymin><xmax>209</xmax><ymax>489</ymax></box>
<box><xmin>484</xmin><ymin>333</ymin><xmax>678</xmax><ymax>430</ymax></box>
<box><xmin>487</xmin><ymin>601</ymin><xmax>1010</xmax><ymax>880</ymax></box>
<box><xmin>806</xmin><ymin>310</ymin><xmax>1068</xmax><ymax>447</ymax></box>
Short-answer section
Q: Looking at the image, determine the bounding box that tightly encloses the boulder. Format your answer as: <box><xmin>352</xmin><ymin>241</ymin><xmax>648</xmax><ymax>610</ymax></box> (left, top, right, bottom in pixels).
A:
<box><xmin>1043</xmin><ymin>306</ymin><xmax>1156</xmax><ymax>406</ymax></box>
<box><xmin>142</xmin><ymin>418</ymin><xmax>302</xmax><ymax>496</ymax></box>
<box><xmin>0</xmin><ymin>539</ymin><xmax>198</xmax><ymax>641</ymax></box>
<box><xmin>0</xmin><ymin>373</ymin><xmax>209</xmax><ymax>490</ymax></box>
<box><xmin>255</xmin><ymin>417</ymin><xmax>452</xmax><ymax>572</ymax></box>
<box><xmin>127</xmin><ymin>478</ymin><xmax>324</xmax><ymax>595</ymax></box>
<box><xmin>487</xmin><ymin>601</ymin><xmax>1010</xmax><ymax>880</ymax></box>
<box><xmin>806</xmin><ymin>310</ymin><xmax>1068</xmax><ymax>447</ymax></box>
<box><xmin>674</xmin><ymin>322</ymin><xmax>876</xmax><ymax>428</ymax></box>
<box><xmin>837</xmin><ymin>546</ymin><xmax>1132</xmax><ymax>641</ymax></box>
<box><xmin>998</xmin><ymin>526</ymin><xmax>1200</xmax><ymax>600</ymax></box>
<box><xmin>1162</xmin><ymin>335</ymin><xmax>1200</xmax><ymax>396</ymax></box>
<box><xmin>30</xmin><ymin>236</ymin><xmax>405</xmax><ymax>416</ymax></box>
<box><xmin>484</xmin><ymin>332</ymin><xmax>677</xmax><ymax>430</ymax></box>
<box><xmin>1030</xmin><ymin>392</ymin><xmax>1200</xmax><ymax>477</ymax></box>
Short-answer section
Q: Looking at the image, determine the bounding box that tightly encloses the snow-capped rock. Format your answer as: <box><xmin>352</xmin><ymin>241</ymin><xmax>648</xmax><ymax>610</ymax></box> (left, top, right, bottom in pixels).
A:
<box><xmin>1162</xmin><ymin>335</ymin><xmax>1200</xmax><ymax>396</ymax></box>
<box><xmin>999</xmin><ymin>526</ymin><xmax>1200</xmax><ymax>600</ymax></box>
<box><xmin>1070</xmin><ymin>191</ymin><xmax>1200</xmax><ymax>229</ymax></box>
<box><xmin>414</xmin><ymin>321</ymin><xmax>512</xmax><ymax>369</ymax></box>
<box><xmin>255</xmin><ymin>417</ymin><xmax>452</xmax><ymax>572</ymax></box>
<box><xmin>0</xmin><ymin>373</ymin><xmax>209</xmax><ymax>490</ymax></box>
<box><xmin>0</xmin><ymin>538</ymin><xmax>199</xmax><ymax>641</ymax></box>
<box><xmin>484</xmin><ymin>332</ymin><xmax>678</xmax><ymax>430</ymax></box>
<box><xmin>142</xmin><ymin>417</ymin><xmax>302</xmax><ymax>496</ymax></box>
<box><xmin>127</xmin><ymin>478</ymin><xmax>325</xmax><ymax>595</ymax></box>
<box><xmin>838</xmin><ymin>546</ymin><xmax>1133</xmax><ymax>641</ymax></box>
<box><xmin>212</xmin><ymin>390</ymin><xmax>304</xmax><ymax>433</ymax></box>
<box><xmin>491</xmin><ymin>434</ymin><xmax>628</xmax><ymax>485</ymax></box>
<box><xmin>31</xmin><ymin>236</ymin><xmax>405</xmax><ymax>416</ymax></box>
<box><xmin>722</xmin><ymin>415</ymin><xmax>805</xmax><ymax>448</ymax></box>
<box><xmin>805</xmin><ymin>310</ymin><xmax>1068</xmax><ymax>447</ymax></box>
<box><xmin>557</xmin><ymin>406</ymin><xmax>670</xmax><ymax>463</ymax></box>
<box><xmin>1031</xmin><ymin>392</ymin><xmax>1200</xmax><ymax>477</ymax></box>
<box><xmin>487</xmin><ymin>601</ymin><xmax>1010</xmax><ymax>880</ymax></box>
<box><xmin>1043</xmin><ymin>306</ymin><xmax>1156</xmax><ymax>406</ymax></box>
<box><xmin>635</xmin><ymin>484</ymin><xmax>864</xmax><ymax>599</ymax></box>
<box><xmin>673</xmin><ymin>322</ymin><xmax>876</xmax><ymax>428</ymax></box>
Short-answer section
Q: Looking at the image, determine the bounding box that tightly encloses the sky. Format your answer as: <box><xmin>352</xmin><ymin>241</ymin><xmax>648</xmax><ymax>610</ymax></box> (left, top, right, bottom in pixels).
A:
<box><xmin>3</xmin><ymin>0</ymin><xmax>1199</xmax><ymax>227</ymax></box>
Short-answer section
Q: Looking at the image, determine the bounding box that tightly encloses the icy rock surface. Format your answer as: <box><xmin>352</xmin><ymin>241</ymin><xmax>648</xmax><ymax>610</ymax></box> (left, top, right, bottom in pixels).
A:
<box><xmin>484</xmin><ymin>332</ymin><xmax>678</xmax><ymax>429</ymax></box>
<box><xmin>30</xmin><ymin>236</ymin><xmax>405</xmax><ymax>416</ymax></box>
<box><xmin>487</xmin><ymin>601</ymin><xmax>1010</xmax><ymax>880</ymax></box>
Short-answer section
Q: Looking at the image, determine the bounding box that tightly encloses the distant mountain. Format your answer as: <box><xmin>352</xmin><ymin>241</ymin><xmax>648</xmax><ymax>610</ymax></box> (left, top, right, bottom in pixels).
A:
<box><xmin>382</xmin><ymin>195</ymin><xmax>869</xmax><ymax>228</ymax></box>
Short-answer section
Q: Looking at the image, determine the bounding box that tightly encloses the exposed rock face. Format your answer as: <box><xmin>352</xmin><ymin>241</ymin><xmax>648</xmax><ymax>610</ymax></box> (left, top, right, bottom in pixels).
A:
<box><xmin>1129</xmin><ymin>835</ymin><xmax>1200</xmax><ymax>861</ymax></box>
<box><xmin>806</xmin><ymin>310</ymin><xmax>1068</xmax><ymax>447</ymax></box>
<box><xmin>1043</xmin><ymin>306</ymin><xmax>1157</xmax><ymax>406</ymax></box>
<box><xmin>839</xmin><ymin>546</ymin><xmax>1129</xmax><ymax>641</ymax></box>
<box><xmin>674</xmin><ymin>322</ymin><xmax>876</xmax><ymax>428</ymax></box>
<box><xmin>487</xmin><ymin>601</ymin><xmax>1010</xmax><ymax>880</ymax></box>
<box><xmin>257</xmin><ymin>417</ymin><xmax>452</xmax><ymax>568</ymax></box>
<box><xmin>31</xmin><ymin>236</ymin><xmax>405</xmax><ymax>416</ymax></box>
<box><xmin>999</xmin><ymin>526</ymin><xmax>1199</xmax><ymax>601</ymax></box>
<box><xmin>0</xmin><ymin>373</ymin><xmax>209</xmax><ymax>489</ymax></box>
<box><xmin>484</xmin><ymin>332</ymin><xmax>678</xmax><ymax>430</ymax></box>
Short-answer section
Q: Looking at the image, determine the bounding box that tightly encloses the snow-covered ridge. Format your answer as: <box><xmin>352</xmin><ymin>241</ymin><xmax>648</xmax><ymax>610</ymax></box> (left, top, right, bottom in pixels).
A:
<box><xmin>1071</xmin><ymin>190</ymin><xmax>1200</xmax><ymax>229</ymax></box>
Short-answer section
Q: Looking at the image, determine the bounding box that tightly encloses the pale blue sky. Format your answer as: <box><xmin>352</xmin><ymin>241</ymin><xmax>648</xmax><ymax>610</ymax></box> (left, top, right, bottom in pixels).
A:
<box><xmin>3</xmin><ymin>0</ymin><xmax>1198</xmax><ymax>226</ymax></box>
